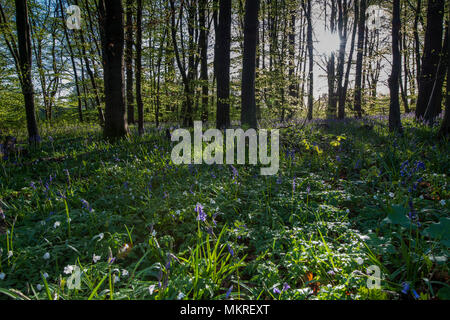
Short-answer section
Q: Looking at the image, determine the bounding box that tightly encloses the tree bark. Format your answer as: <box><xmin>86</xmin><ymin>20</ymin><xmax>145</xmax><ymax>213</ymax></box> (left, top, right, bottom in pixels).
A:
<box><xmin>125</xmin><ymin>0</ymin><xmax>134</xmax><ymax>124</ymax></box>
<box><xmin>415</xmin><ymin>0</ymin><xmax>445</xmax><ymax>120</ymax></box>
<box><xmin>388</xmin><ymin>0</ymin><xmax>403</xmax><ymax>133</ymax></box>
<box><xmin>136</xmin><ymin>0</ymin><xmax>144</xmax><ymax>135</ymax></box>
<box><xmin>215</xmin><ymin>0</ymin><xmax>231</xmax><ymax>129</ymax></box>
<box><xmin>15</xmin><ymin>0</ymin><xmax>40</xmax><ymax>144</ymax></box>
<box><xmin>302</xmin><ymin>0</ymin><xmax>314</xmax><ymax>120</ymax></box>
<box><xmin>354</xmin><ymin>0</ymin><xmax>366</xmax><ymax>118</ymax></box>
<box><xmin>199</xmin><ymin>0</ymin><xmax>209</xmax><ymax>124</ymax></box>
<box><xmin>241</xmin><ymin>0</ymin><xmax>260</xmax><ymax>128</ymax></box>
<box><xmin>424</xmin><ymin>18</ymin><xmax>448</xmax><ymax>122</ymax></box>
<box><xmin>438</xmin><ymin>10</ymin><xmax>450</xmax><ymax>137</ymax></box>
<box><xmin>98</xmin><ymin>0</ymin><xmax>128</xmax><ymax>139</ymax></box>
<box><xmin>59</xmin><ymin>0</ymin><xmax>83</xmax><ymax>122</ymax></box>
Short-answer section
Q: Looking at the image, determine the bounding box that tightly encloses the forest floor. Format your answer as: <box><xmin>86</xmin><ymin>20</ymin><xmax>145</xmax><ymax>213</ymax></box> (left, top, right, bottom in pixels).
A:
<box><xmin>0</xmin><ymin>115</ymin><xmax>448</xmax><ymax>300</ymax></box>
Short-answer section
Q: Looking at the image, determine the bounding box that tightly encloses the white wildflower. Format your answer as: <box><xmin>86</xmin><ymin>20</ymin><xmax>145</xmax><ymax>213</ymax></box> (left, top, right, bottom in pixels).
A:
<box><xmin>54</xmin><ymin>221</ymin><xmax>61</xmax><ymax>228</ymax></box>
<box><xmin>93</xmin><ymin>254</ymin><xmax>101</xmax><ymax>263</ymax></box>
<box><xmin>92</xmin><ymin>233</ymin><xmax>104</xmax><ymax>241</ymax></box>
<box><xmin>440</xmin><ymin>200</ymin><xmax>446</xmax><ymax>206</ymax></box>
<box><xmin>149</xmin><ymin>285</ymin><xmax>156</xmax><ymax>295</ymax></box>
<box><xmin>0</xmin><ymin>273</ymin><xmax>5</xmax><ymax>280</ymax></box>
<box><xmin>64</xmin><ymin>265</ymin><xmax>75</xmax><ymax>274</ymax></box>
<box><xmin>43</xmin><ymin>252</ymin><xmax>50</xmax><ymax>260</ymax></box>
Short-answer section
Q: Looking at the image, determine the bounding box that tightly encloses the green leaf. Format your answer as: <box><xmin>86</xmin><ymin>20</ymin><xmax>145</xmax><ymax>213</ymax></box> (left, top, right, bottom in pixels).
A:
<box><xmin>422</xmin><ymin>218</ymin><xmax>450</xmax><ymax>247</ymax></box>
<box><xmin>437</xmin><ymin>287</ymin><xmax>450</xmax><ymax>300</ymax></box>
<box><xmin>381</xmin><ymin>205</ymin><xmax>413</xmax><ymax>228</ymax></box>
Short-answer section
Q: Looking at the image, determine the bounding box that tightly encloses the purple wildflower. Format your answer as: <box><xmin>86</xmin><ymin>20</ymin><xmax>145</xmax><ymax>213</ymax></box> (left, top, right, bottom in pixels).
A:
<box><xmin>81</xmin><ymin>199</ymin><xmax>93</xmax><ymax>212</ymax></box>
<box><xmin>195</xmin><ymin>203</ymin><xmax>206</xmax><ymax>222</ymax></box>
<box><xmin>282</xmin><ymin>283</ymin><xmax>291</xmax><ymax>291</ymax></box>
<box><xmin>273</xmin><ymin>287</ymin><xmax>281</xmax><ymax>294</ymax></box>
<box><xmin>227</xmin><ymin>244</ymin><xmax>234</xmax><ymax>257</ymax></box>
<box><xmin>401</xmin><ymin>282</ymin><xmax>410</xmax><ymax>294</ymax></box>
<box><xmin>226</xmin><ymin>286</ymin><xmax>233</xmax><ymax>299</ymax></box>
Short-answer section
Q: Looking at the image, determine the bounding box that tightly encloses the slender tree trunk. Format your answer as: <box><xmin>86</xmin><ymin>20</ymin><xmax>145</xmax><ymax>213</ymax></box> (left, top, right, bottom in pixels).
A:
<box><xmin>336</xmin><ymin>0</ymin><xmax>348</xmax><ymax>119</ymax></box>
<box><xmin>98</xmin><ymin>0</ymin><xmax>128</xmax><ymax>139</ymax></box>
<box><xmin>302</xmin><ymin>0</ymin><xmax>314</xmax><ymax>120</ymax></box>
<box><xmin>288</xmin><ymin>8</ymin><xmax>297</xmax><ymax>108</ymax></box>
<box><xmin>125</xmin><ymin>0</ymin><xmax>134</xmax><ymax>124</ymax></box>
<box><xmin>327</xmin><ymin>53</ymin><xmax>337</xmax><ymax>118</ymax></box>
<box><xmin>73</xmin><ymin>0</ymin><xmax>103</xmax><ymax>125</ymax></box>
<box><xmin>241</xmin><ymin>0</ymin><xmax>260</xmax><ymax>128</ymax></box>
<box><xmin>389</xmin><ymin>0</ymin><xmax>403</xmax><ymax>133</ymax></box>
<box><xmin>401</xmin><ymin>3</ymin><xmax>410</xmax><ymax>114</ymax></box>
<box><xmin>199</xmin><ymin>0</ymin><xmax>209</xmax><ymax>124</ymax></box>
<box><xmin>136</xmin><ymin>0</ymin><xmax>143</xmax><ymax>135</ymax></box>
<box><xmin>413</xmin><ymin>0</ymin><xmax>422</xmax><ymax>86</ymax></box>
<box><xmin>354</xmin><ymin>0</ymin><xmax>366</xmax><ymax>118</ymax></box>
<box><xmin>15</xmin><ymin>0</ymin><xmax>40</xmax><ymax>144</ymax></box>
<box><xmin>59</xmin><ymin>0</ymin><xmax>83</xmax><ymax>122</ymax></box>
<box><xmin>341</xmin><ymin>0</ymin><xmax>358</xmax><ymax>115</ymax></box>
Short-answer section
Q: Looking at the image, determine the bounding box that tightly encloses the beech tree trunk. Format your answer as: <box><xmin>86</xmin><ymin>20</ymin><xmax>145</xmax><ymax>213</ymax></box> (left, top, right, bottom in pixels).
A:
<box><xmin>241</xmin><ymin>0</ymin><xmax>260</xmax><ymax>128</ymax></box>
<box><xmin>15</xmin><ymin>0</ymin><xmax>40</xmax><ymax>144</ymax></box>
<box><xmin>136</xmin><ymin>0</ymin><xmax>144</xmax><ymax>135</ymax></box>
<box><xmin>415</xmin><ymin>0</ymin><xmax>445</xmax><ymax>120</ymax></box>
<box><xmin>216</xmin><ymin>0</ymin><xmax>232</xmax><ymax>129</ymax></box>
<box><xmin>98</xmin><ymin>0</ymin><xmax>128</xmax><ymax>139</ymax></box>
<box><xmin>439</xmin><ymin>10</ymin><xmax>450</xmax><ymax>137</ymax></box>
<box><xmin>354</xmin><ymin>0</ymin><xmax>366</xmax><ymax>118</ymax></box>
<box><xmin>388</xmin><ymin>0</ymin><xmax>403</xmax><ymax>133</ymax></box>
<box><xmin>125</xmin><ymin>0</ymin><xmax>134</xmax><ymax>124</ymax></box>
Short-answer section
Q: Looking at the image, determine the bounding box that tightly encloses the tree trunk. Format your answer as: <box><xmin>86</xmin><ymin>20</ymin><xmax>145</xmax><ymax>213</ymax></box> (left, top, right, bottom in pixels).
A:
<box><xmin>415</xmin><ymin>0</ymin><xmax>445</xmax><ymax>120</ymax></box>
<box><xmin>241</xmin><ymin>0</ymin><xmax>260</xmax><ymax>129</ymax></box>
<box><xmin>388</xmin><ymin>0</ymin><xmax>403</xmax><ymax>133</ymax></box>
<box><xmin>98</xmin><ymin>0</ymin><xmax>128</xmax><ymax>139</ymax></box>
<box><xmin>199</xmin><ymin>0</ymin><xmax>209</xmax><ymax>124</ymax></box>
<box><xmin>302</xmin><ymin>0</ymin><xmax>314</xmax><ymax>120</ymax></box>
<box><xmin>215</xmin><ymin>0</ymin><xmax>231</xmax><ymax>129</ymax></box>
<box><xmin>341</xmin><ymin>0</ymin><xmax>358</xmax><ymax>115</ymax></box>
<box><xmin>413</xmin><ymin>0</ymin><xmax>422</xmax><ymax>86</ymax></box>
<box><xmin>15</xmin><ymin>0</ymin><xmax>40</xmax><ymax>144</ymax></box>
<box><xmin>424</xmin><ymin>19</ymin><xmax>448</xmax><ymax>122</ymax></box>
<box><xmin>125</xmin><ymin>0</ymin><xmax>134</xmax><ymax>124</ymax></box>
<box><xmin>59</xmin><ymin>0</ymin><xmax>83</xmax><ymax>122</ymax></box>
<box><xmin>136</xmin><ymin>0</ymin><xmax>144</xmax><ymax>135</ymax></box>
<box><xmin>439</xmin><ymin>9</ymin><xmax>450</xmax><ymax>137</ymax></box>
<box><xmin>354</xmin><ymin>0</ymin><xmax>366</xmax><ymax>118</ymax></box>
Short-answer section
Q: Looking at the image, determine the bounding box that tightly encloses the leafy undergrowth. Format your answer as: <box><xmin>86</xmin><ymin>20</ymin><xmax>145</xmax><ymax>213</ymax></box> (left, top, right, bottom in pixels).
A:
<box><xmin>0</xmin><ymin>117</ymin><xmax>448</xmax><ymax>300</ymax></box>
